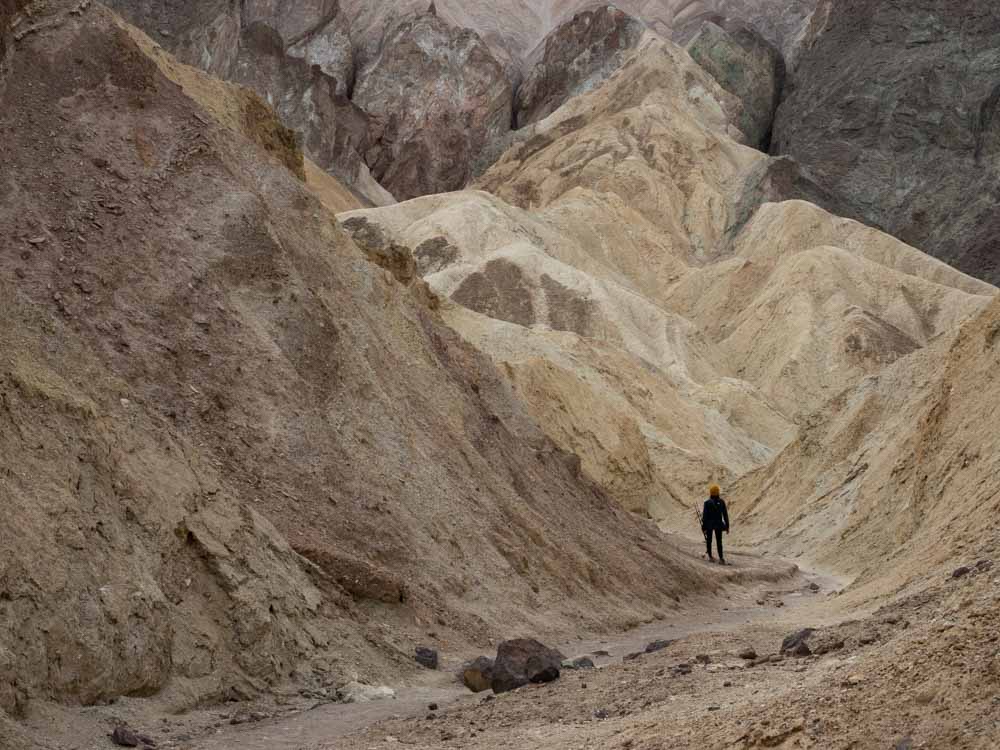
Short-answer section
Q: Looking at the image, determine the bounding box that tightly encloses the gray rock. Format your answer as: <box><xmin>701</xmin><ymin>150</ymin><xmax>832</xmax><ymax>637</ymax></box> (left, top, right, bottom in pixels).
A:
<box><xmin>415</xmin><ymin>646</ymin><xmax>439</xmax><ymax>670</ymax></box>
<box><xmin>561</xmin><ymin>656</ymin><xmax>596</xmax><ymax>670</ymax></box>
<box><xmin>644</xmin><ymin>639</ymin><xmax>674</xmax><ymax>654</ymax></box>
<box><xmin>772</xmin><ymin>0</ymin><xmax>1000</xmax><ymax>284</ymax></box>
<box><xmin>780</xmin><ymin>628</ymin><xmax>814</xmax><ymax>655</ymax></box>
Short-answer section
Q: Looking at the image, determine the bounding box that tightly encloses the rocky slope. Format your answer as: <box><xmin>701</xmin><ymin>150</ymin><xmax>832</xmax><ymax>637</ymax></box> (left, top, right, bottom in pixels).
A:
<box><xmin>736</xmin><ymin>290</ymin><xmax>1000</xmax><ymax>602</ymax></box>
<box><xmin>773</xmin><ymin>0</ymin><xmax>1000</xmax><ymax>284</ymax></box>
<box><xmin>343</xmin><ymin>34</ymin><xmax>994</xmax><ymax>522</ymax></box>
<box><xmin>1</xmin><ymin>0</ymin><xmax>718</xmax><ymax>727</ymax></box>
<box><xmin>352</xmin><ymin>10</ymin><xmax>512</xmax><ymax>200</ymax></box>
<box><xmin>513</xmin><ymin>6</ymin><xmax>645</xmax><ymax>128</ymax></box>
<box><xmin>108</xmin><ymin>0</ymin><xmax>821</xmax><ymax>203</ymax></box>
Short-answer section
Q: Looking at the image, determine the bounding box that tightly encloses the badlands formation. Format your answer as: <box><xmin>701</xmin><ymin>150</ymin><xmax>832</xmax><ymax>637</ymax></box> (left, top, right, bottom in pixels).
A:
<box><xmin>2</xmin><ymin>1</ymin><xmax>999</xmax><ymax>749</ymax></box>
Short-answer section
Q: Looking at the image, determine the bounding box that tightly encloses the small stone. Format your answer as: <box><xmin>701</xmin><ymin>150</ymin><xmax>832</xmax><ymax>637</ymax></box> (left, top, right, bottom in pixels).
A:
<box><xmin>415</xmin><ymin>646</ymin><xmax>439</xmax><ymax>670</ymax></box>
<box><xmin>645</xmin><ymin>639</ymin><xmax>673</xmax><ymax>654</ymax></box>
<box><xmin>808</xmin><ymin>582</ymin><xmax>821</xmax><ymax>592</ymax></box>
<box><xmin>593</xmin><ymin>708</ymin><xmax>610</xmax><ymax>720</ymax></box>
<box><xmin>952</xmin><ymin>566</ymin><xmax>971</xmax><ymax>579</ymax></box>
<box><xmin>738</xmin><ymin>648</ymin><xmax>758</xmax><ymax>660</ymax></box>
<box><xmin>723</xmin><ymin>681</ymin><xmax>733</xmax><ymax>687</ymax></box>
<box><xmin>428</xmin><ymin>703</ymin><xmax>438</xmax><ymax>711</ymax></box>
<box><xmin>695</xmin><ymin>654</ymin><xmax>711</xmax><ymax>664</ymax></box>
<box><xmin>708</xmin><ymin>705</ymin><xmax>721</xmax><ymax>711</ymax></box>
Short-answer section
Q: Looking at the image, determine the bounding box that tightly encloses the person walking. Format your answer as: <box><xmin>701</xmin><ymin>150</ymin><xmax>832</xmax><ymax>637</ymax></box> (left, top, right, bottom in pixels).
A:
<box><xmin>702</xmin><ymin>484</ymin><xmax>730</xmax><ymax>565</ymax></box>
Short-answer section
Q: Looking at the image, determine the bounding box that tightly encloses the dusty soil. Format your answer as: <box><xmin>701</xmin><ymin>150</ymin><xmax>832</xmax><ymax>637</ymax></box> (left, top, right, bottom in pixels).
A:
<box><xmin>24</xmin><ymin>534</ymin><xmax>837</xmax><ymax>749</ymax></box>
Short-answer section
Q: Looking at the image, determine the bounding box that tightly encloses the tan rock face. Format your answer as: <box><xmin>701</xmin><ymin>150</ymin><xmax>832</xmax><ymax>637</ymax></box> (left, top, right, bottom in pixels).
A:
<box><xmin>515</xmin><ymin>6</ymin><xmax>645</xmax><ymax>128</ymax></box>
<box><xmin>353</xmin><ymin>11</ymin><xmax>512</xmax><ymax>200</ymax></box>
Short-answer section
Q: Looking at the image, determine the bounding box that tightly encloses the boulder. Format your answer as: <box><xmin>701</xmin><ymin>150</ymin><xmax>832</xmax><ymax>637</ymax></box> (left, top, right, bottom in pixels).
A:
<box><xmin>780</xmin><ymin>628</ymin><xmax>814</xmax><ymax>655</ymax></box>
<box><xmin>514</xmin><ymin>6</ymin><xmax>645</xmax><ymax>128</ymax></box>
<box><xmin>686</xmin><ymin>20</ymin><xmax>785</xmax><ymax>148</ymax></box>
<box><xmin>415</xmin><ymin>646</ymin><xmax>439</xmax><ymax>670</ymax></box>
<box><xmin>490</xmin><ymin>639</ymin><xmax>564</xmax><ymax>694</ymax></box>
<box><xmin>352</xmin><ymin>10</ymin><xmax>512</xmax><ymax>199</ymax></box>
<box><xmin>772</xmin><ymin>0</ymin><xmax>1000</xmax><ymax>284</ymax></box>
<box><xmin>336</xmin><ymin>682</ymin><xmax>396</xmax><ymax>704</ymax></box>
<box><xmin>461</xmin><ymin>656</ymin><xmax>495</xmax><ymax>693</ymax></box>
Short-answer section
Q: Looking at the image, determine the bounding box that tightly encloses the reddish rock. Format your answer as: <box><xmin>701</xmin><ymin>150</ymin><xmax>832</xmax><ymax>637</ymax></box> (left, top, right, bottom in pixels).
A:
<box><xmin>352</xmin><ymin>11</ymin><xmax>512</xmax><ymax>199</ymax></box>
<box><xmin>515</xmin><ymin>6</ymin><xmax>644</xmax><ymax>128</ymax></box>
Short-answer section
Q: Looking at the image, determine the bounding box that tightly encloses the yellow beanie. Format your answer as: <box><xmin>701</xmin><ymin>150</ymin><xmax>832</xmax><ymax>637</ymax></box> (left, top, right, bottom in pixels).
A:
<box><xmin>709</xmin><ymin>484</ymin><xmax>721</xmax><ymax>497</ymax></box>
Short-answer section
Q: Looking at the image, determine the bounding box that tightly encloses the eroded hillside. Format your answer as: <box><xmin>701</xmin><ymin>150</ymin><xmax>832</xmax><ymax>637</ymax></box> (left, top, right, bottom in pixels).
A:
<box><xmin>343</xmin><ymin>33</ymin><xmax>994</xmax><ymax>527</ymax></box>
<box><xmin>0</xmin><ymin>1</ymin><xmax>718</xmax><ymax>734</ymax></box>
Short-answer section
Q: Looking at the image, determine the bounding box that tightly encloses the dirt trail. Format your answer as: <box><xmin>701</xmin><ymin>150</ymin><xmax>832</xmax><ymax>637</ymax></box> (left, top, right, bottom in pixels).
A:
<box><xmin>161</xmin><ymin>537</ymin><xmax>849</xmax><ymax>750</ymax></box>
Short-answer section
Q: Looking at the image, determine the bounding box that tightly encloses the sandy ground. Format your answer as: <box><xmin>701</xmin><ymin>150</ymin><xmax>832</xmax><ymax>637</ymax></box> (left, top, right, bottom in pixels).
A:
<box><xmin>22</xmin><ymin>533</ymin><xmax>853</xmax><ymax>750</ymax></box>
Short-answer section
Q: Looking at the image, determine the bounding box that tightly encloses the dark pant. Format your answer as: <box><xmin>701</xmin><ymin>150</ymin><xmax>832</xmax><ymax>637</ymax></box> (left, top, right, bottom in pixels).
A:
<box><xmin>705</xmin><ymin>528</ymin><xmax>724</xmax><ymax>560</ymax></box>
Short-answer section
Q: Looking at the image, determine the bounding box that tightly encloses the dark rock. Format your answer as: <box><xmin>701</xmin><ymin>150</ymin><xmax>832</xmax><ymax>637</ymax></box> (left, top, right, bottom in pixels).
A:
<box><xmin>623</xmin><ymin>651</ymin><xmax>644</xmax><ymax>662</ymax></box>
<box><xmin>952</xmin><ymin>566</ymin><xmax>972</xmax><ymax>579</ymax></box>
<box><xmin>695</xmin><ymin>654</ymin><xmax>711</xmax><ymax>664</ymax></box>
<box><xmin>808</xmin><ymin>582</ymin><xmax>821</xmax><ymax>592</ymax></box>
<box><xmin>791</xmin><ymin>640</ymin><xmax>812</xmax><ymax>658</ymax></box>
<box><xmin>686</xmin><ymin>20</ymin><xmax>785</xmax><ymax>148</ymax></box>
<box><xmin>976</xmin><ymin>560</ymin><xmax>994</xmax><ymax>572</ymax></box>
<box><xmin>592</xmin><ymin>649</ymin><xmax>611</xmax><ymax>657</ymax></box>
<box><xmin>352</xmin><ymin>13</ymin><xmax>512</xmax><ymax>199</ymax></box>
<box><xmin>111</xmin><ymin>727</ymin><xmax>155</xmax><ymax>748</ymax></box>
<box><xmin>772</xmin><ymin>0</ymin><xmax>1000</xmax><ymax>284</ymax></box>
<box><xmin>738</xmin><ymin>648</ymin><xmax>758</xmax><ymax>660</ymax></box>
<box><xmin>561</xmin><ymin>656</ymin><xmax>595</xmax><ymax>670</ymax></box>
<box><xmin>111</xmin><ymin>728</ymin><xmax>140</xmax><ymax>748</ymax></box>
<box><xmin>780</xmin><ymin>628</ymin><xmax>815</xmax><ymax>655</ymax></box>
<box><xmin>490</xmin><ymin>639</ymin><xmax>564</xmax><ymax>694</ymax></box>
<box><xmin>515</xmin><ymin>6</ymin><xmax>645</xmax><ymax>128</ymax></box>
<box><xmin>415</xmin><ymin>646</ymin><xmax>439</xmax><ymax>670</ymax></box>
<box><xmin>673</xmin><ymin>663</ymin><xmax>693</xmax><ymax>675</ymax></box>
<box><xmin>428</xmin><ymin>702</ymin><xmax>438</xmax><ymax>711</ymax></box>
<box><xmin>528</xmin><ymin>665</ymin><xmax>560</xmax><ymax>684</ymax></box>
<box><xmin>644</xmin><ymin>639</ymin><xmax>674</xmax><ymax>654</ymax></box>
<box><xmin>858</xmin><ymin>632</ymin><xmax>878</xmax><ymax>646</ymax></box>
<box><xmin>812</xmin><ymin>639</ymin><xmax>845</xmax><ymax>656</ymax></box>
<box><xmin>461</xmin><ymin>656</ymin><xmax>495</xmax><ymax>693</ymax></box>
<box><xmin>593</xmin><ymin>708</ymin><xmax>610</xmax><ymax>720</ymax></box>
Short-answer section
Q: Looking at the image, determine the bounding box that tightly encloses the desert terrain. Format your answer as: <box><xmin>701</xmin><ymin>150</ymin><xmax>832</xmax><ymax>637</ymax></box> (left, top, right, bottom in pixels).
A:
<box><xmin>2</xmin><ymin>1</ymin><xmax>999</xmax><ymax>749</ymax></box>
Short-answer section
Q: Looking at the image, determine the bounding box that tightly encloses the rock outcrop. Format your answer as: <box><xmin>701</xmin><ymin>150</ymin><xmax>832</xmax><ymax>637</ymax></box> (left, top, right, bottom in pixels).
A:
<box><xmin>686</xmin><ymin>21</ymin><xmax>784</xmax><ymax>148</ymax></box>
<box><xmin>772</xmin><ymin>0</ymin><xmax>1000</xmax><ymax>284</ymax></box>
<box><xmin>352</xmin><ymin>11</ymin><xmax>512</xmax><ymax>200</ymax></box>
<box><xmin>515</xmin><ymin>6</ymin><xmax>645</xmax><ymax>128</ymax></box>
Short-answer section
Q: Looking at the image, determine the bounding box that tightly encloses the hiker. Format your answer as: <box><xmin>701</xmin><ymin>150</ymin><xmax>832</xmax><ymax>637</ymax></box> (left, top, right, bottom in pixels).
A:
<box><xmin>702</xmin><ymin>484</ymin><xmax>730</xmax><ymax>565</ymax></box>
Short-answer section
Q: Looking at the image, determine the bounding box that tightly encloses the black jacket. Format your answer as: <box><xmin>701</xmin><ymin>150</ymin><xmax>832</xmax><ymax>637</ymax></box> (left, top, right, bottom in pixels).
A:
<box><xmin>702</xmin><ymin>497</ymin><xmax>730</xmax><ymax>532</ymax></box>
